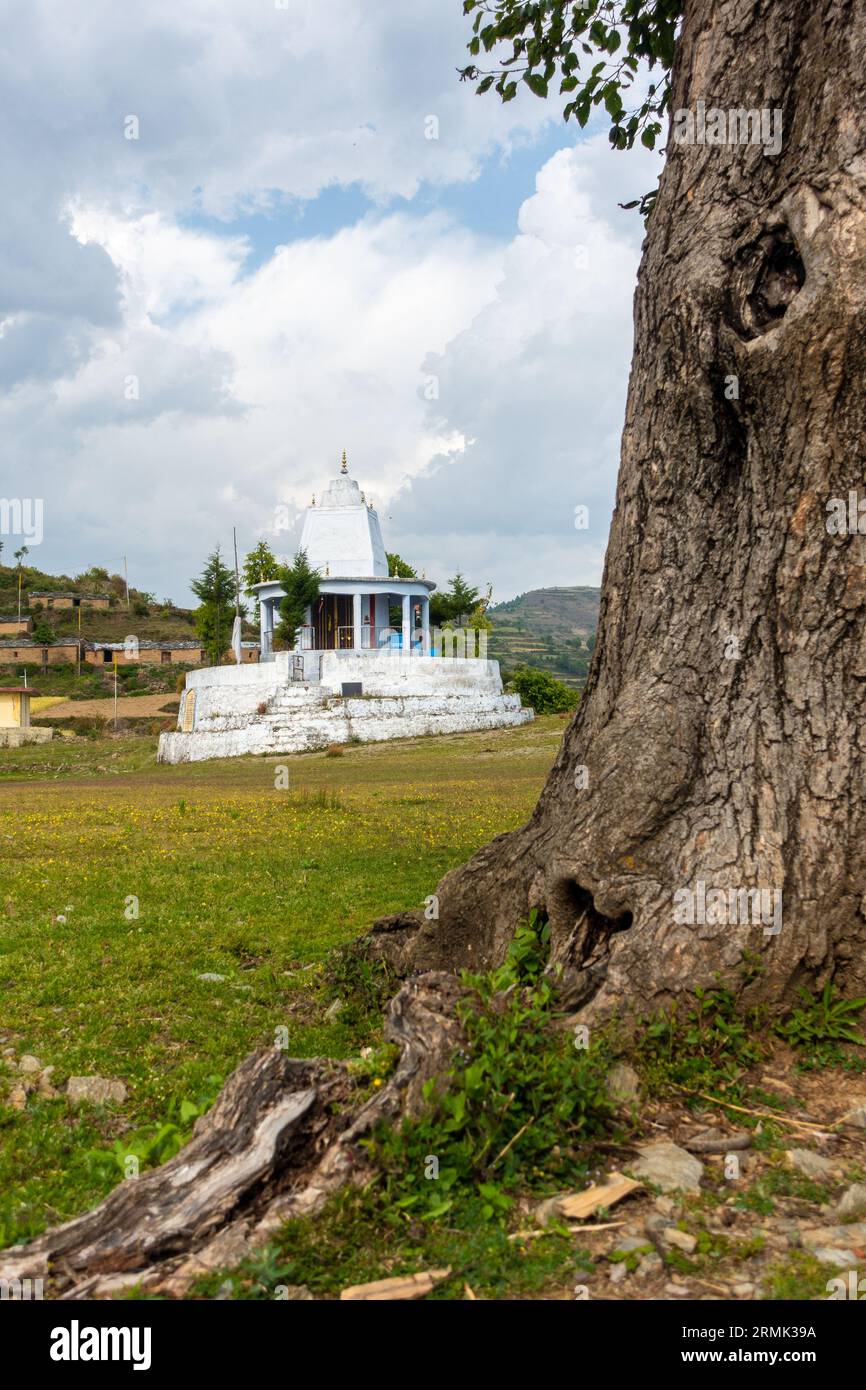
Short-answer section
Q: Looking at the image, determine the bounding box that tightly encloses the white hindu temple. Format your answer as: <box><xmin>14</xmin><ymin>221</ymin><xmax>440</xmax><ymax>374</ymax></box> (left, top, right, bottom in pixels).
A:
<box><xmin>158</xmin><ymin>455</ymin><xmax>533</xmax><ymax>763</ymax></box>
<box><xmin>256</xmin><ymin>454</ymin><xmax>433</xmax><ymax>660</ymax></box>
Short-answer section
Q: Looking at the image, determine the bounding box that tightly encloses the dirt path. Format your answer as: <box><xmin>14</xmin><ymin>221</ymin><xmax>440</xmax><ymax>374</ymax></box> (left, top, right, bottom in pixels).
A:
<box><xmin>40</xmin><ymin>694</ymin><xmax>179</xmax><ymax>719</ymax></box>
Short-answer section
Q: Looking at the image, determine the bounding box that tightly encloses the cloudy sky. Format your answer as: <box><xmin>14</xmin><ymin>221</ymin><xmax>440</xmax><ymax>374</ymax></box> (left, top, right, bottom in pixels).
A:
<box><xmin>1</xmin><ymin>0</ymin><xmax>660</xmax><ymax>607</ymax></box>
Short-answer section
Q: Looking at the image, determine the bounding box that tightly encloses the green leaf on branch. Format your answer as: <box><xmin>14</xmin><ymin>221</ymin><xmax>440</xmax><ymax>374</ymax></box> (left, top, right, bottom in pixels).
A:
<box><xmin>524</xmin><ymin>72</ymin><xmax>549</xmax><ymax>97</ymax></box>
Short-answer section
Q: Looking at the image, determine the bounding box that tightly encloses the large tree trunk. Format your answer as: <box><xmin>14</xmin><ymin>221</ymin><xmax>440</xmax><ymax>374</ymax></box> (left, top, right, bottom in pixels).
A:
<box><xmin>370</xmin><ymin>0</ymin><xmax>866</xmax><ymax>1017</ymax></box>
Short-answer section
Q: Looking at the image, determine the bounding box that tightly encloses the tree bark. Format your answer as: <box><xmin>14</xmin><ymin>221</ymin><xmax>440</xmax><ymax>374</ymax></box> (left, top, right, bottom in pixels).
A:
<box><xmin>370</xmin><ymin>0</ymin><xmax>866</xmax><ymax>1018</ymax></box>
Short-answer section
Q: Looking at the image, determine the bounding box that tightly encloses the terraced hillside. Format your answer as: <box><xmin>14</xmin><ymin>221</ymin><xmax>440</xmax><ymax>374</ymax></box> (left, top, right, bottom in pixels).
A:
<box><xmin>488</xmin><ymin>585</ymin><xmax>600</xmax><ymax>688</ymax></box>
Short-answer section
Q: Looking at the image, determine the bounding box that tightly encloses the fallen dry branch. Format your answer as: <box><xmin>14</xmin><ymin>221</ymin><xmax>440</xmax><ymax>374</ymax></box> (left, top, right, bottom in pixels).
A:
<box><xmin>669</xmin><ymin>1086</ymin><xmax>829</xmax><ymax>1136</ymax></box>
<box><xmin>0</xmin><ymin>973</ymin><xmax>469</xmax><ymax>1299</ymax></box>
<box><xmin>340</xmin><ymin>1268</ymin><xmax>451</xmax><ymax>1301</ymax></box>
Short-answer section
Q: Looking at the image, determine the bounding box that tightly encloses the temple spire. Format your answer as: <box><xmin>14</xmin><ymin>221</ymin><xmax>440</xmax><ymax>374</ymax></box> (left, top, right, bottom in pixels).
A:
<box><xmin>340</xmin><ymin>450</ymin><xmax>348</xmax><ymax>474</ymax></box>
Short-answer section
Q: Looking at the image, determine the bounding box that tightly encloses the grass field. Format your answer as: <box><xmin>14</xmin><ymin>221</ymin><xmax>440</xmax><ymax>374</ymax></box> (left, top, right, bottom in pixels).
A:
<box><xmin>0</xmin><ymin>716</ymin><xmax>566</xmax><ymax>1248</ymax></box>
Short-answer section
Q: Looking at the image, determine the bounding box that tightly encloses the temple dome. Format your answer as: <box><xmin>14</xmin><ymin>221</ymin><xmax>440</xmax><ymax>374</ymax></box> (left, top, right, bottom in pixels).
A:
<box><xmin>318</xmin><ymin>473</ymin><xmax>364</xmax><ymax>509</ymax></box>
<box><xmin>299</xmin><ymin>454</ymin><xmax>389</xmax><ymax>578</ymax></box>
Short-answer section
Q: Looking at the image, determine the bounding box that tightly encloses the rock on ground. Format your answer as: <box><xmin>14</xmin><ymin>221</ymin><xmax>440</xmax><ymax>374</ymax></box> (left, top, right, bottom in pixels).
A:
<box><xmin>836</xmin><ymin>1183</ymin><xmax>866</xmax><ymax>1221</ymax></box>
<box><xmin>630</xmin><ymin>1142</ymin><xmax>704</xmax><ymax>1194</ymax></box>
<box><xmin>786</xmin><ymin>1148</ymin><xmax>836</xmax><ymax>1179</ymax></box>
<box><xmin>606</xmin><ymin>1062</ymin><xmax>640</xmax><ymax>1105</ymax></box>
<box><xmin>66</xmin><ymin>1076</ymin><xmax>128</xmax><ymax>1105</ymax></box>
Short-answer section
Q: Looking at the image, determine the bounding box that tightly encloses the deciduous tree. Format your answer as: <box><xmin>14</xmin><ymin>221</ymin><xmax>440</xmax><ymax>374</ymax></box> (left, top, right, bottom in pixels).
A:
<box><xmin>372</xmin><ymin>0</ymin><xmax>866</xmax><ymax>1018</ymax></box>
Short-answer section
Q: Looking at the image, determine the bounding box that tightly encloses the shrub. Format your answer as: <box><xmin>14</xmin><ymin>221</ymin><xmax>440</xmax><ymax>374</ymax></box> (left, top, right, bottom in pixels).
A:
<box><xmin>54</xmin><ymin>714</ymin><xmax>110</xmax><ymax>740</ymax></box>
<box><xmin>507</xmin><ymin>665</ymin><xmax>579</xmax><ymax>714</ymax></box>
<box><xmin>32</xmin><ymin>619</ymin><xmax>55</xmax><ymax>643</ymax></box>
<box><xmin>367</xmin><ymin>912</ymin><xmax>615</xmax><ymax>1221</ymax></box>
<box><xmin>636</xmin><ymin>987</ymin><xmax>768</xmax><ymax>1097</ymax></box>
<box><xmin>775</xmin><ymin>981</ymin><xmax>866</xmax><ymax>1068</ymax></box>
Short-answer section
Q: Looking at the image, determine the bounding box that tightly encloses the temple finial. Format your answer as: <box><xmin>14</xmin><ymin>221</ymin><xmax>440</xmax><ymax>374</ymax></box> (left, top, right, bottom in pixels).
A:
<box><xmin>340</xmin><ymin>450</ymin><xmax>348</xmax><ymax>474</ymax></box>
<box><xmin>311</xmin><ymin>493</ymin><xmax>316</xmax><ymax>506</ymax></box>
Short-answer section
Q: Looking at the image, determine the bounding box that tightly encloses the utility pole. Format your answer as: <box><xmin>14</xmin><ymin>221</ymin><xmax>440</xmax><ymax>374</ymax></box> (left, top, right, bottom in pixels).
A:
<box><xmin>232</xmin><ymin>527</ymin><xmax>241</xmax><ymax>664</ymax></box>
<box><xmin>123</xmin><ymin>556</ymin><xmax>130</xmax><ymax>609</ymax></box>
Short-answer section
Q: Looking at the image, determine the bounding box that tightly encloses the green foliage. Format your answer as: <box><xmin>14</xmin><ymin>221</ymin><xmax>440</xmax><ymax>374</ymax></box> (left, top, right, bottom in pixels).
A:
<box><xmin>761</xmin><ymin>1251</ymin><xmax>837</xmax><ymax>1301</ymax></box>
<box><xmin>192</xmin><ymin>546</ymin><xmax>240</xmax><ymax>665</ymax></box>
<box><xmin>193</xmin><ymin>912</ymin><xmax>610</xmax><ymax>1299</ymax></box>
<box><xmin>31</xmin><ymin>619</ymin><xmax>56</xmax><ymax>644</ymax></box>
<box><xmin>775</xmin><ymin>981</ymin><xmax>866</xmax><ymax>1068</ymax></box>
<box><xmin>507</xmin><ymin>664</ymin><xmax>580</xmax><ymax>713</ymax></box>
<box><xmin>276</xmin><ymin>550</ymin><xmax>320</xmax><ymax>650</ymax></box>
<box><xmin>367</xmin><ymin>910</ymin><xmax>614</xmax><ymax>1222</ymax></box>
<box><xmin>637</xmin><ymin>987</ymin><xmax>768</xmax><ymax>1098</ymax></box>
<box><xmin>460</xmin><ymin>0</ymin><xmax>682</xmax><ymax>166</ymax></box>
<box><xmin>324</xmin><ymin>943</ymin><xmax>400</xmax><ymax>1036</ymax></box>
<box><xmin>734</xmin><ymin>1164</ymin><xmax>833</xmax><ymax>1217</ymax></box>
<box><xmin>243</xmin><ymin>541</ymin><xmax>281</xmax><ymax>621</ymax></box>
<box><xmin>386</xmin><ymin>552</ymin><xmax>416</xmax><ymax>578</ymax></box>
<box><xmin>84</xmin><ymin>1076</ymin><xmax>222</xmax><ymax>1181</ymax></box>
<box><xmin>192</xmin><ymin>1185</ymin><xmax>589</xmax><ymax>1300</ymax></box>
<box><xmin>437</xmin><ymin>570</ymin><xmax>480</xmax><ymax>626</ymax></box>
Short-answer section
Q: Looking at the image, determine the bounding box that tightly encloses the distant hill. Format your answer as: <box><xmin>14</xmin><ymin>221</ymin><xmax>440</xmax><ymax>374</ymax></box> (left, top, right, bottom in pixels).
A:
<box><xmin>487</xmin><ymin>585</ymin><xmax>600</xmax><ymax>688</ymax></box>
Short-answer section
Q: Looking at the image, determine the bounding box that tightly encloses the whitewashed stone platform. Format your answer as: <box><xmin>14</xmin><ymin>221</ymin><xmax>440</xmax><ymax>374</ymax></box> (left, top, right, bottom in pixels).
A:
<box><xmin>157</xmin><ymin>652</ymin><xmax>533</xmax><ymax>763</ymax></box>
<box><xmin>0</xmin><ymin>727</ymin><xmax>52</xmax><ymax>748</ymax></box>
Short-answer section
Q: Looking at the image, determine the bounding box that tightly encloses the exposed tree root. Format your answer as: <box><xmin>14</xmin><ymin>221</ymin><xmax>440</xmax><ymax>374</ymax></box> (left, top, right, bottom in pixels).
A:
<box><xmin>0</xmin><ymin>973</ymin><xmax>468</xmax><ymax>1299</ymax></box>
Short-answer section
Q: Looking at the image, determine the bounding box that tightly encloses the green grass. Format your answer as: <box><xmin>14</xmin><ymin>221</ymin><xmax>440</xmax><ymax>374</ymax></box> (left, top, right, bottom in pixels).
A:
<box><xmin>0</xmin><ymin>717</ymin><xmax>564</xmax><ymax>1247</ymax></box>
<box><xmin>761</xmin><ymin>1251</ymin><xmax>837</xmax><ymax>1300</ymax></box>
<box><xmin>192</xmin><ymin>1185</ymin><xmax>593</xmax><ymax>1300</ymax></box>
<box><xmin>0</xmin><ymin>661</ymin><xmax>188</xmax><ymax>701</ymax></box>
<box><xmin>192</xmin><ymin>915</ymin><xmax>613</xmax><ymax>1301</ymax></box>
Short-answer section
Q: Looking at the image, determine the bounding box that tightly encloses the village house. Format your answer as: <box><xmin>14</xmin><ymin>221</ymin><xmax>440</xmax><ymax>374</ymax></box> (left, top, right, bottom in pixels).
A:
<box><xmin>83</xmin><ymin>640</ymin><xmax>205</xmax><ymax>667</ymax></box>
<box><xmin>0</xmin><ymin>615</ymin><xmax>32</xmax><ymax>636</ymax></box>
<box><xmin>0</xmin><ymin>639</ymin><xmax>83</xmax><ymax>666</ymax></box>
<box><xmin>0</xmin><ymin>684</ymin><xmax>51</xmax><ymax>747</ymax></box>
<box><xmin>83</xmin><ymin>640</ymin><xmax>259</xmax><ymax>666</ymax></box>
<box><xmin>0</xmin><ymin>636</ymin><xmax>257</xmax><ymax>669</ymax></box>
<box><xmin>0</xmin><ymin>638</ymin><xmax>258</xmax><ymax>669</ymax></box>
<box><xmin>27</xmin><ymin>591</ymin><xmax>111</xmax><ymax>610</ymax></box>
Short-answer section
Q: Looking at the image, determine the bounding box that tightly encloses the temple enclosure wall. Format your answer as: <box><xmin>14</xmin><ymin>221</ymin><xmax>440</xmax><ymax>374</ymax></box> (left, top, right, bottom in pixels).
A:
<box><xmin>158</xmin><ymin>652</ymin><xmax>532</xmax><ymax>763</ymax></box>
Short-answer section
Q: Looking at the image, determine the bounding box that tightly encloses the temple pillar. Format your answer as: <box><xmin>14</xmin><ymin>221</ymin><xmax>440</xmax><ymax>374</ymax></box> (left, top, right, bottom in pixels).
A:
<box><xmin>401</xmin><ymin>592</ymin><xmax>411</xmax><ymax>653</ymax></box>
<box><xmin>420</xmin><ymin>595</ymin><xmax>430</xmax><ymax>655</ymax></box>
<box><xmin>261</xmin><ymin>597</ymin><xmax>274</xmax><ymax>659</ymax></box>
<box><xmin>352</xmin><ymin>592</ymin><xmax>362</xmax><ymax>651</ymax></box>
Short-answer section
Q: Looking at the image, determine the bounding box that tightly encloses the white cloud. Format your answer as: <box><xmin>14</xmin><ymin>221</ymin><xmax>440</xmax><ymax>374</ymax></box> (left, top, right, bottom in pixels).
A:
<box><xmin>5</xmin><ymin>204</ymin><xmax>504</xmax><ymax>600</ymax></box>
<box><xmin>388</xmin><ymin>137</ymin><xmax>660</xmax><ymax>598</ymax></box>
<box><xmin>0</xmin><ymin>1</ymin><xmax>662</xmax><ymax>605</ymax></box>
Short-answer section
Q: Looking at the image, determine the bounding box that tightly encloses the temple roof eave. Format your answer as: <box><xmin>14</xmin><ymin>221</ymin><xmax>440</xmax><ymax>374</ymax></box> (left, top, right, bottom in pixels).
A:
<box><xmin>252</xmin><ymin>576</ymin><xmax>436</xmax><ymax>594</ymax></box>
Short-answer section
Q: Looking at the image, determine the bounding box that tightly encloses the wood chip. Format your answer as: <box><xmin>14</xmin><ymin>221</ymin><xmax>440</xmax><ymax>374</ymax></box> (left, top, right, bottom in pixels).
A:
<box><xmin>339</xmin><ymin>1268</ymin><xmax>452</xmax><ymax>1301</ymax></box>
<box><xmin>555</xmin><ymin>1171</ymin><xmax>641</xmax><ymax>1221</ymax></box>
